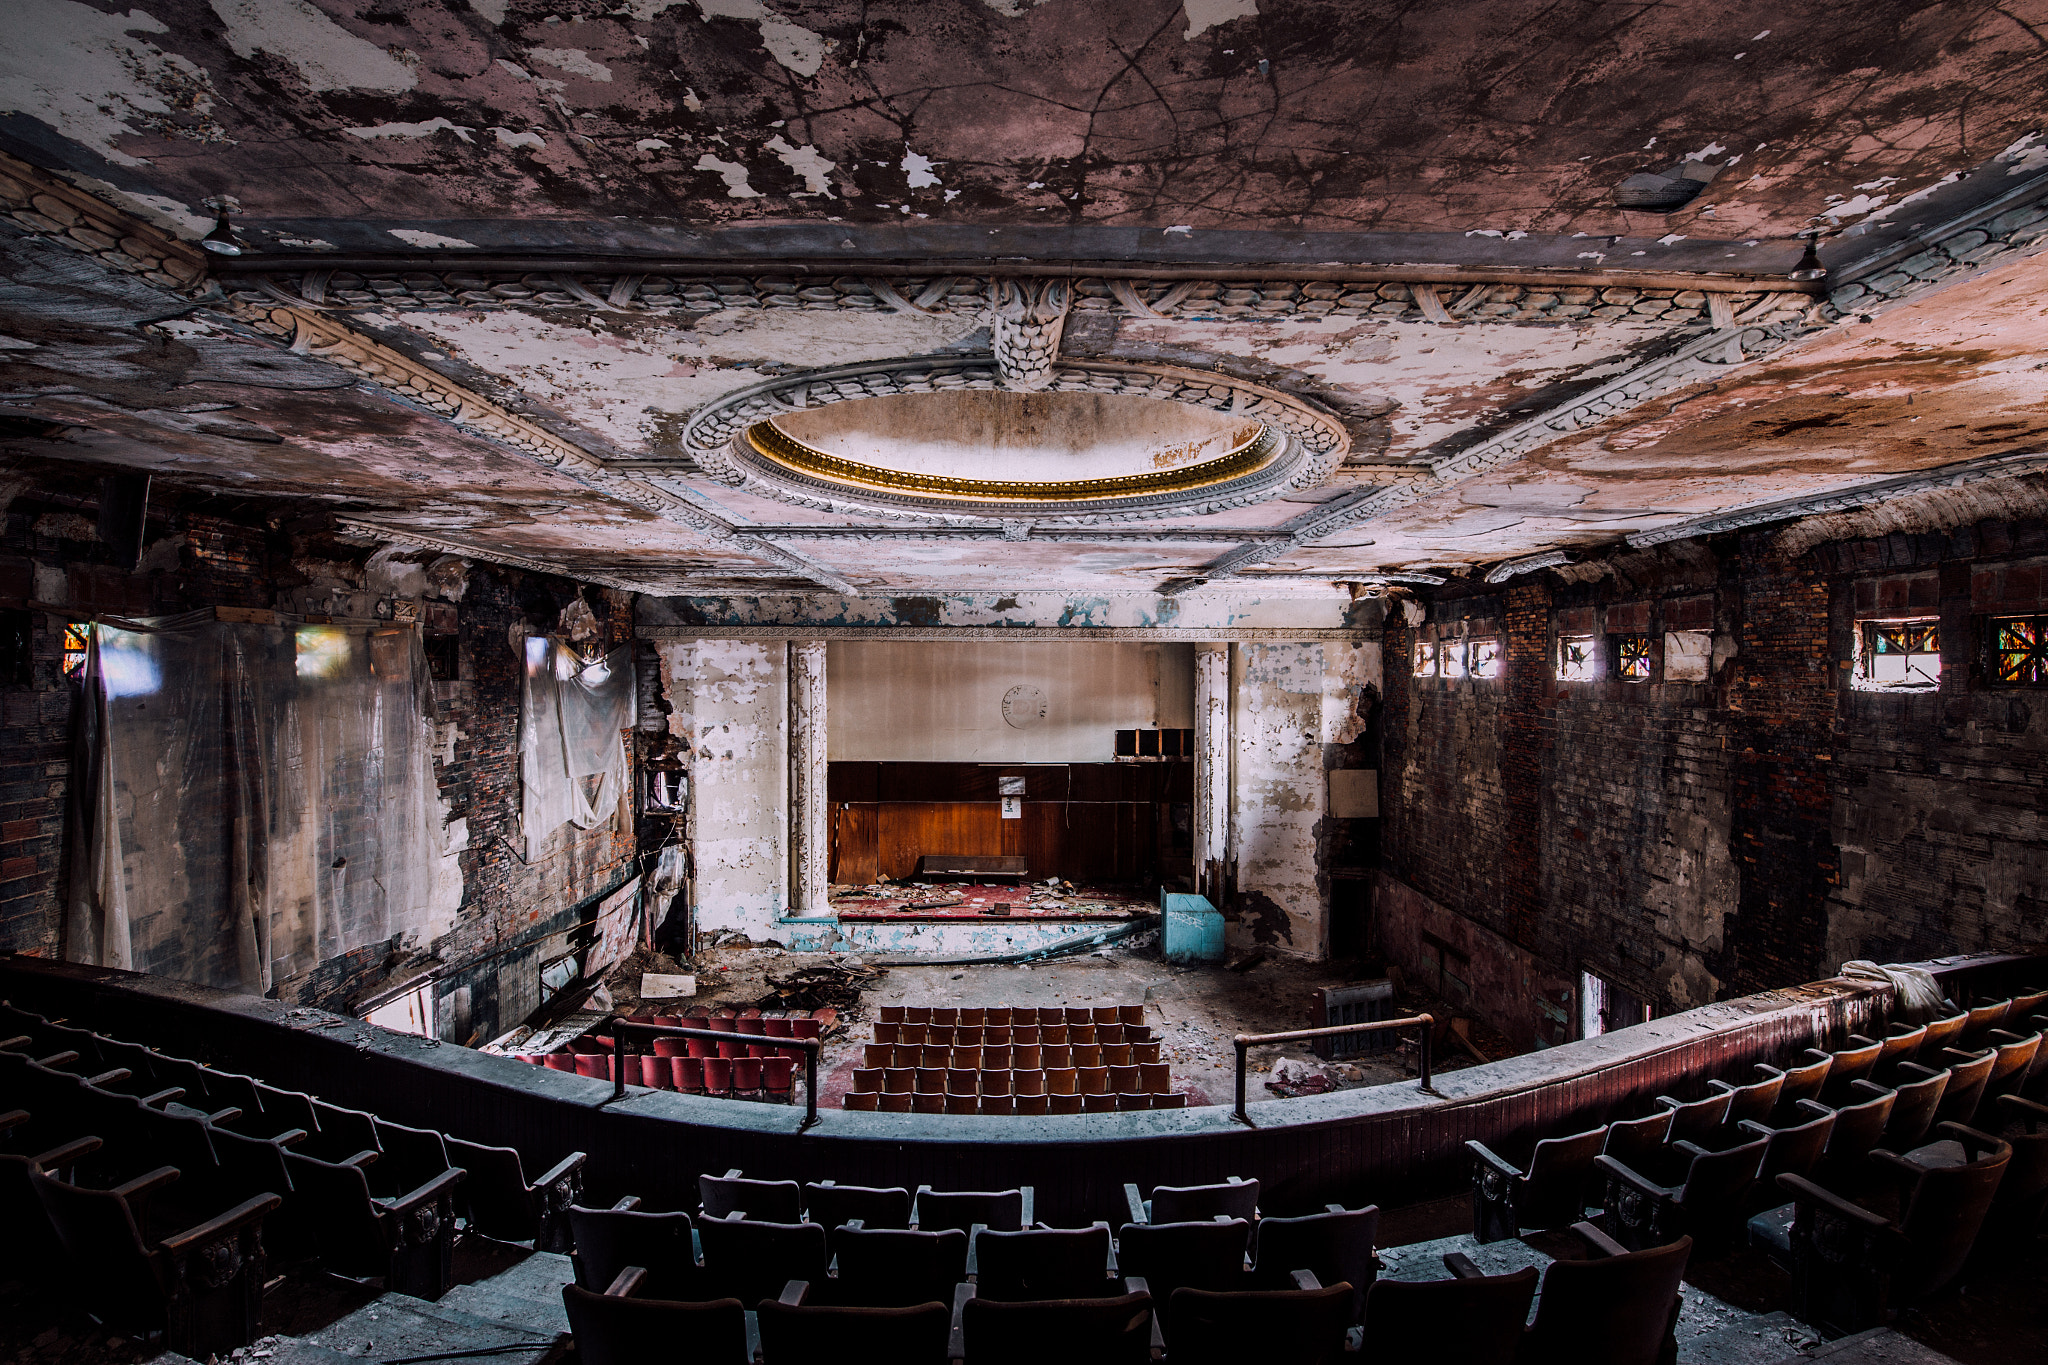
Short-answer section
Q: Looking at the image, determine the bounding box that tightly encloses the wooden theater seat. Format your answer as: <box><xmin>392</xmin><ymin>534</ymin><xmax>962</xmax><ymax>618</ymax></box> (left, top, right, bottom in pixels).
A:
<box><xmin>1467</xmin><ymin>1126</ymin><xmax>1605</xmax><ymax>1242</ymax></box>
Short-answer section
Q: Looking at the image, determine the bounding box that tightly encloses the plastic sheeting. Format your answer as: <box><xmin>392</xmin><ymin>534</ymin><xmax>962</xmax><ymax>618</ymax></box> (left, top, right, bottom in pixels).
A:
<box><xmin>65</xmin><ymin>616</ymin><xmax>461</xmax><ymax>994</ymax></box>
<box><xmin>520</xmin><ymin>637</ymin><xmax>634</xmax><ymax>861</ymax></box>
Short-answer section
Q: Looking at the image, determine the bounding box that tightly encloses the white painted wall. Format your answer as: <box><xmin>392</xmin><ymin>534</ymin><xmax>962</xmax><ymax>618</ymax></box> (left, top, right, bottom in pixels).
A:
<box><xmin>827</xmin><ymin>641</ymin><xmax>1194</xmax><ymax>762</ymax></box>
<box><xmin>1229</xmin><ymin>641</ymin><xmax>1381</xmax><ymax>959</ymax></box>
<box><xmin>655</xmin><ymin>640</ymin><xmax>787</xmax><ymax>938</ymax></box>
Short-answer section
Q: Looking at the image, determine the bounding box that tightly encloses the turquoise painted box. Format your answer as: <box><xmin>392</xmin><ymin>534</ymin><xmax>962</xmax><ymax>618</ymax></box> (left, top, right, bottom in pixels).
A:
<box><xmin>1161</xmin><ymin>892</ymin><xmax>1226</xmax><ymax>964</ymax></box>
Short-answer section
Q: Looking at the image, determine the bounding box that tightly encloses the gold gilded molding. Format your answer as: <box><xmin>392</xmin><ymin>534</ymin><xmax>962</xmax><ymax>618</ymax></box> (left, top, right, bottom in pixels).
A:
<box><xmin>745</xmin><ymin>416</ymin><xmax>1282</xmax><ymax>503</ymax></box>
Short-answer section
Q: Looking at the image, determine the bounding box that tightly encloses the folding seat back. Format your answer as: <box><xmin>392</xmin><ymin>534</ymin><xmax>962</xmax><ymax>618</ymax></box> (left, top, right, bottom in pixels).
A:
<box><xmin>1821</xmin><ymin>1039</ymin><xmax>1883</xmax><ymax>1100</ymax></box>
<box><xmin>568</xmin><ymin>1203</ymin><xmax>700</xmax><ymax>1300</ymax></box>
<box><xmin>829</xmin><ymin>1224</ymin><xmax>966</xmax><ymax>1306</ymax></box>
<box><xmin>1774</xmin><ymin>1052</ymin><xmax>1833</xmax><ymax>1113</ymax></box>
<box><xmin>0</xmin><ymin>1137</ymin><xmax>98</xmax><ymax>1281</ymax></box>
<box><xmin>1116</xmin><ymin>1218</ymin><xmax>1251</xmax><ymax>1305</ymax></box>
<box><xmin>248</xmin><ymin>1081</ymin><xmax>320</xmax><ymax>1136</ymax></box>
<box><xmin>1819</xmin><ymin>1083</ymin><xmax>1896</xmax><ymax>1181</ymax></box>
<box><xmin>1918</xmin><ymin>1011</ymin><xmax>1967</xmax><ymax>1054</ymax></box>
<box><xmin>1963</xmin><ymin>998</ymin><xmax>2012</xmax><ymax>1045</ymax></box>
<box><xmin>1932</xmin><ymin>1048</ymin><xmax>1997</xmax><ymax>1127</ymax></box>
<box><xmin>447</xmin><ymin>1136</ymin><xmax>585</xmax><ymax>1251</ymax></box>
<box><xmin>1987</xmin><ymin>1095</ymin><xmax>2048</xmax><ymax>1247</ymax></box>
<box><xmin>1360</xmin><ymin>1265</ymin><xmax>1536</xmax><ymax>1365</ymax></box>
<box><xmin>366</xmin><ymin>1117</ymin><xmax>453</xmax><ymax>1197</ymax></box>
<box><xmin>1599</xmin><ymin>1111</ymin><xmax>1670</xmax><ymax>1169</ymax></box>
<box><xmin>700</xmin><ymin>1169</ymin><xmax>802</xmax><ymax>1222</ymax></box>
<box><xmin>914</xmin><ymin>1185</ymin><xmax>1029</xmax><ymax>1232</ymax></box>
<box><xmin>1601</xmin><ymin>1136</ymin><xmax>1764</xmax><ymax>1249</ymax></box>
<box><xmin>803</xmin><ymin>1180</ymin><xmax>912</xmax><ymax>1230</ymax></box>
<box><xmin>1468</xmin><ymin>1126</ymin><xmax>1604</xmax><ymax>1242</ymax></box>
<box><xmin>1982</xmin><ymin>1029</ymin><xmax>2041</xmax><ymax>1104</ymax></box>
<box><xmin>281</xmin><ymin>1149</ymin><xmax>395</xmax><ymax>1274</ymax></box>
<box><xmin>697</xmin><ymin>1214</ymin><xmax>828</xmax><ymax>1305</ymax></box>
<box><xmin>959</xmin><ymin>1291</ymin><xmax>1153</xmax><ymax>1365</ymax></box>
<box><xmin>1884</xmin><ymin>1064</ymin><xmax>1949</xmax><ymax>1149</ymax></box>
<box><xmin>1708</xmin><ymin>1067</ymin><xmax>1783</xmax><ymax>1127</ymax></box>
<box><xmin>1743</xmin><ymin>1106</ymin><xmax>1834</xmax><ymax>1190</ymax></box>
<box><xmin>972</xmin><ymin>1223</ymin><xmax>1117</xmax><ymax>1301</ymax></box>
<box><xmin>561</xmin><ymin>1284</ymin><xmax>748</xmax><ymax>1365</ymax></box>
<box><xmin>1163</xmin><ymin>1281</ymin><xmax>1353</xmax><ymax>1365</ymax></box>
<box><xmin>1520</xmin><ymin>1231</ymin><xmax>1691</xmax><ymax>1365</ymax></box>
<box><xmin>1654</xmin><ymin>1092</ymin><xmax>1729</xmax><ymax>1146</ymax></box>
<box><xmin>1893</xmin><ymin>1124</ymin><xmax>2010</xmax><ymax>1295</ymax></box>
<box><xmin>303</xmin><ymin>1100</ymin><xmax>381</xmax><ymax>1164</ymax></box>
<box><xmin>1248</xmin><ymin>1204</ymin><xmax>1377</xmax><ymax>1322</ymax></box>
<box><xmin>1877</xmin><ymin>1024</ymin><xmax>1925</xmax><ymax>1076</ymax></box>
<box><xmin>32</xmin><ymin>1168</ymin><xmax>177</xmax><ymax>1334</ymax></box>
<box><xmin>1141</xmin><ymin>1177</ymin><xmax>1259</xmax><ymax>1225</ymax></box>
<box><xmin>760</xmin><ymin>1297</ymin><xmax>952</xmax><ymax>1364</ymax></box>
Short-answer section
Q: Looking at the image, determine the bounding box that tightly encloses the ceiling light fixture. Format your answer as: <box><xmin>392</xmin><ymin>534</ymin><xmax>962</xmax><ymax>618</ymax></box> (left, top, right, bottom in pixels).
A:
<box><xmin>1787</xmin><ymin>232</ymin><xmax>1828</xmax><ymax>282</ymax></box>
<box><xmin>200</xmin><ymin>204</ymin><xmax>244</xmax><ymax>256</ymax></box>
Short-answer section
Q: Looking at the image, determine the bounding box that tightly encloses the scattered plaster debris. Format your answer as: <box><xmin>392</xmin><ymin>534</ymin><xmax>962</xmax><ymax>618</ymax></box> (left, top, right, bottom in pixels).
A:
<box><xmin>979</xmin><ymin>0</ymin><xmax>1056</xmax><ymax>15</ymax></box>
<box><xmin>696</xmin><ymin>153</ymin><xmax>763</xmax><ymax>198</ymax></box>
<box><xmin>1752</xmin><ymin>29</ymin><xmax>1770</xmax><ymax>38</ymax></box>
<box><xmin>346</xmin><ymin>118</ymin><xmax>475</xmax><ymax>142</ymax></box>
<box><xmin>1182</xmin><ymin>0</ymin><xmax>1258</xmax><ymax>40</ymax></box>
<box><xmin>472</xmin><ymin>0</ymin><xmax>508</xmax><ymax>22</ymax></box>
<box><xmin>0</xmin><ymin>1</ymin><xmax>225</xmax><ymax>167</ymax></box>
<box><xmin>682</xmin><ymin>86</ymin><xmax>705</xmax><ymax>112</ymax></box>
<box><xmin>690</xmin><ymin>1</ymin><xmax>831</xmax><ymax>77</ymax></box>
<box><xmin>1682</xmin><ymin>141</ymin><xmax>1728</xmax><ymax>162</ymax></box>
<box><xmin>494</xmin><ymin>128</ymin><xmax>545</xmax><ymax>149</ymax></box>
<box><xmin>901</xmin><ymin>148</ymin><xmax>941</xmax><ymax>190</ymax></box>
<box><xmin>1819</xmin><ymin>193</ymin><xmax>1889</xmax><ymax>220</ymax></box>
<box><xmin>1855</xmin><ymin>176</ymin><xmax>1901</xmax><ymax>192</ymax></box>
<box><xmin>768</xmin><ymin>136</ymin><xmax>837</xmax><ymax>195</ymax></box>
<box><xmin>527</xmin><ymin>48</ymin><xmax>613</xmax><ymax>81</ymax></box>
<box><xmin>276</xmin><ymin>236</ymin><xmax>338</xmax><ymax>249</ymax></box>
<box><xmin>207</xmin><ymin>0</ymin><xmax>417</xmax><ymax>92</ymax></box>
<box><xmin>1656</xmin><ymin>233</ymin><xmax>1686</xmax><ymax>245</ymax></box>
<box><xmin>636</xmin><ymin>138</ymin><xmax>671</xmax><ymax>150</ymax></box>
<box><xmin>388</xmin><ymin>229</ymin><xmax>480</xmax><ymax>249</ymax></box>
<box><xmin>1464</xmin><ymin>229</ymin><xmax>1503</xmax><ymax>237</ymax></box>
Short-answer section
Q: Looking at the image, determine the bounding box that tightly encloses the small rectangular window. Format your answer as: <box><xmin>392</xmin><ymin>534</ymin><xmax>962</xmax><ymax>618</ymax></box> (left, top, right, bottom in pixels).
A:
<box><xmin>1991</xmin><ymin>615</ymin><xmax>2048</xmax><ymax>685</ymax></box>
<box><xmin>1615</xmin><ymin>635</ymin><xmax>1653</xmax><ymax>681</ymax></box>
<box><xmin>1856</xmin><ymin>618</ymin><xmax>1940</xmax><ymax>691</ymax></box>
<box><xmin>61</xmin><ymin>621</ymin><xmax>92</xmax><ymax>679</ymax></box>
<box><xmin>1440</xmin><ymin>640</ymin><xmax>1468</xmax><ymax>679</ymax></box>
<box><xmin>1413</xmin><ymin>639</ymin><xmax>1439</xmax><ymax>678</ymax></box>
<box><xmin>1467</xmin><ymin>638</ymin><xmax>1501</xmax><ymax>678</ymax></box>
<box><xmin>1558</xmin><ymin>635</ymin><xmax>1597</xmax><ymax>682</ymax></box>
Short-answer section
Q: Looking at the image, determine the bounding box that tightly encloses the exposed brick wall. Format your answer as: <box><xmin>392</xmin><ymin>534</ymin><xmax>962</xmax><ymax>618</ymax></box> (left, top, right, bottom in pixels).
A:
<box><xmin>1380</xmin><ymin>518</ymin><xmax>2048</xmax><ymax>1041</ymax></box>
<box><xmin>0</xmin><ymin>473</ymin><xmax>639</xmax><ymax>1045</ymax></box>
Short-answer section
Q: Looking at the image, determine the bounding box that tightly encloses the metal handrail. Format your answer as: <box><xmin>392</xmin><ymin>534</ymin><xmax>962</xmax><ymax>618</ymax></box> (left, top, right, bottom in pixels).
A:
<box><xmin>606</xmin><ymin>1019</ymin><xmax>823</xmax><ymax>1132</ymax></box>
<box><xmin>1232</xmin><ymin>1013</ymin><xmax>1435</xmax><ymax>1123</ymax></box>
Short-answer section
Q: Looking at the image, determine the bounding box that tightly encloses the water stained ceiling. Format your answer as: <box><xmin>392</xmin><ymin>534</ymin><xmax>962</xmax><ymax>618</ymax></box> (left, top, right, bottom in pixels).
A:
<box><xmin>2</xmin><ymin>0</ymin><xmax>2046</xmax><ymax>596</ymax></box>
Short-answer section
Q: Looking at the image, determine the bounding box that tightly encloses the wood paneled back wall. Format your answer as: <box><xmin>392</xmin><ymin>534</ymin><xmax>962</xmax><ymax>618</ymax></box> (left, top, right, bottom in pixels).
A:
<box><xmin>827</xmin><ymin>762</ymin><xmax>1193</xmax><ymax>885</ymax></box>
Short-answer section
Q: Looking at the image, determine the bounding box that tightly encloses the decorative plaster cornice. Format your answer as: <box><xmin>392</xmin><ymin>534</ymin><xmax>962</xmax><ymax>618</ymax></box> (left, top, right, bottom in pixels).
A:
<box><xmin>1484</xmin><ymin>550</ymin><xmax>1573</xmax><ymax>584</ymax></box>
<box><xmin>640</xmin><ymin>625</ymin><xmax>1379</xmax><ymax>642</ymax></box>
<box><xmin>0</xmin><ymin>152</ymin><xmax>211</xmax><ymax>297</ymax></box>
<box><xmin>333</xmin><ymin>519</ymin><xmax>673</xmax><ymax>593</ymax></box>
<box><xmin>1622</xmin><ymin>450</ymin><xmax>2048</xmax><ymax>548</ymax></box>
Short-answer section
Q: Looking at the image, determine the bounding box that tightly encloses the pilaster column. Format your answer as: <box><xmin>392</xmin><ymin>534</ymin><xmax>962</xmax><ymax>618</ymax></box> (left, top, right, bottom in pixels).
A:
<box><xmin>1193</xmin><ymin>642</ymin><xmax>1231</xmax><ymax>903</ymax></box>
<box><xmin>788</xmin><ymin>639</ymin><xmax>830</xmax><ymax>919</ymax></box>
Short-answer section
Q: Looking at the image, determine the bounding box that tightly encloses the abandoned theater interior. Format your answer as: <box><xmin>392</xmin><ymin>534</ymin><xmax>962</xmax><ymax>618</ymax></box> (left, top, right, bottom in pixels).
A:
<box><xmin>4</xmin><ymin>1</ymin><xmax>2048</xmax><ymax>1362</ymax></box>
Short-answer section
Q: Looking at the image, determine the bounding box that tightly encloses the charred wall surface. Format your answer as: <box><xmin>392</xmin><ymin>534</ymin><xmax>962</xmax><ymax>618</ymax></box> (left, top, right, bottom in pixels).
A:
<box><xmin>1381</xmin><ymin>516</ymin><xmax>2048</xmax><ymax>1042</ymax></box>
<box><xmin>0</xmin><ymin>466</ymin><xmax>637</xmax><ymax>1041</ymax></box>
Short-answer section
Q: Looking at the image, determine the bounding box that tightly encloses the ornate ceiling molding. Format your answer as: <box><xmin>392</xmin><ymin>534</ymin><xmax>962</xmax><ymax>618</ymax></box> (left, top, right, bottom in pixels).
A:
<box><xmin>678</xmin><ymin>357</ymin><xmax>1349</xmax><ymax>524</ymax></box>
<box><xmin>0</xmin><ymin>152</ymin><xmax>211</xmax><ymax>297</ymax></box>
<box><xmin>333</xmin><ymin>519</ymin><xmax>672</xmax><ymax>594</ymax></box>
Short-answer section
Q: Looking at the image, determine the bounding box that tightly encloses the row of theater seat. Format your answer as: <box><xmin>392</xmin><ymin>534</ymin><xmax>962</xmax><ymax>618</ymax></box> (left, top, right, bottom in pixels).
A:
<box><xmin>1467</xmin><ymin>986</ymin><xmax>2048</xmax><ymax>1338</ymax></box>
<box><xmin>516</xmin><ymin>1005</ymin><xmax>834</xmax><ymax>1101</ymax></box>
<box><xmin>878</xmin><ymin>1005</ymin><xmax>1146</xmax><ymax>1027</ymax></box>
<box><xmin>0</xmin><ymin>999</ymin><xmax>585</xmax><ymax>1357</ymax></box>
<box><xmin>864</xmin><ymin>1039</ymin><xmax>1163</xmax><ymax>1068</ymax></box>
<box><xmin>561</xmin><ymin>1169</ymin><xmax>1692</xmax><ymax>1365</ymax></box>
<box><xmin>847</xmin><ymin>1001</ymin><xmax>1180</xmax><ymax>1114</ymax></box>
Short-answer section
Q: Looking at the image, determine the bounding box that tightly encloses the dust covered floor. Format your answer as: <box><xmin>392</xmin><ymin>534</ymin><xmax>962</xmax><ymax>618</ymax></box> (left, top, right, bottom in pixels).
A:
<box><xmin>605</xmin><ymin>934</ymin><xmax>1521</xmax><ymax>1110</ymax></box>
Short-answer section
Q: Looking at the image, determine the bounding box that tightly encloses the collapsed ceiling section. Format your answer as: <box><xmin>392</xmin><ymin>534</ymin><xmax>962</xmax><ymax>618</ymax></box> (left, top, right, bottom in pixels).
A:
<box><xmin>2</xmin><ymin>1</ymin><xmax>2046</xmax><ymax>597</ymax></box>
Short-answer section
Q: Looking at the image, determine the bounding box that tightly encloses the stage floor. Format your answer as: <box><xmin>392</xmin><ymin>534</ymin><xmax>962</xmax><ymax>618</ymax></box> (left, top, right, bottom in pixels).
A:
<box><xmin>828</xmin><ymin>879</ymin><xmax>1156</xmax><ymax>923</ymax></box>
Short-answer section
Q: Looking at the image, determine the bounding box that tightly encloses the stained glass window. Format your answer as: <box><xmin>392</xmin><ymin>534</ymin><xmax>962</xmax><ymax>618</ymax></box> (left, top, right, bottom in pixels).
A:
<box><xmin>1858</xmin><ymin>619</ymin><xmax>1940</xmax><ymax>689</ymax></box>
<box><xmin>1992</xmin><ymin>616</ymin><xmax>2047</xmax><ymax>685</ymax></box>
<box><xmin>1558</xmin><ymin>635</ymin><xmax>1597</xmax><ymax>682</ymax></box>
<box><xmin>61</xmin><ymin>622</ymin><xmax>91</xmax><ymax>679</ymax></box>
<box><xmin>1616</xmin><ymin>635</ymin><xmax>1653</xmax><ymax>681</ymax></box>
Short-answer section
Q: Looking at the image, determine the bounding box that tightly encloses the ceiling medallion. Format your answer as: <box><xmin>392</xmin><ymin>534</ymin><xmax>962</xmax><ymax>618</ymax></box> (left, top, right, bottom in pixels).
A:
<box><xmin>680</xmin><ymin>358</ymin><xmax>1350</xmax><ymax>524</ymax></box>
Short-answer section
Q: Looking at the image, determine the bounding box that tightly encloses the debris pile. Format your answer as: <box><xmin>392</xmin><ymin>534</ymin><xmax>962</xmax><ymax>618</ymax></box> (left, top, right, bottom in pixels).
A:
<box><xmin>757</xmin><ymin>958</ymin><xmax>885</xmax><ymax>1019</ymax></box>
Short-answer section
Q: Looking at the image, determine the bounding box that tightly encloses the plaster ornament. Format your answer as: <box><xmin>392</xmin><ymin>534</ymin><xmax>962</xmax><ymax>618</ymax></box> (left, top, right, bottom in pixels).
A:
<box><xmin>990</xmin><ymin>277</ymin><xmax>1071</xmax><ymax>390</ymax></box>
<box><xmin>1002</xmin><ymin>684</ymin><xmax>1048</xmax><ymax>728</ymax></box>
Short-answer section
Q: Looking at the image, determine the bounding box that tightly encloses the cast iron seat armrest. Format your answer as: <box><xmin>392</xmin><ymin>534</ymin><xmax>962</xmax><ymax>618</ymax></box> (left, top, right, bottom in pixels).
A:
<box><xmin>39</xmin><ymin>1050</ymin><xmax>80</xmax><ymax>1068</ymax></box>
<box><xmin>88</xmin><ymin>1067</ymin><xmax>132</xmax><ymax>1089</ymax></box>
<box><xmin>373</xmin><ymin>1165</ymin><xmax>466</xmax><ymax>1217</ymax></box>
<box><xmin>1123</xmin><ymin>1182</ymin><xmax>1146</xmax><ymax>1227</ymax></box>
<box><xmin>1099</xmin><ymin>1220</ymin><xmax>1120</xmax><ymax>1274</ymax></box>
<box><xmin>1846</xmin><ymin>1080</ymin><xmax>1895</xmax><ymax>1104</ymax></box>
<box><xmin>965</xmin><ymin>1221</ymin><xmax>983</xmax><ymax>1275</ymax></box>
<box><xmin>113</xmin><ymin>1165</ymin><xmax>182</xmax><ymax>1203</ymax></box>
<box><xmin>2002</xmin><ymin>1094</ymin><xmax>2048</xmax><ymax>1129</ymax></box>
<box><xmin>602</xmin><ymin>1265</ymin><xmax>649</xmax><ymax>1297</ymax></box>
<box><xmin>1443</xmin><ymin>1251</ymin><xmax>1485</xmax><ymax>1279</ymax></box>
<box><xmin>35</xmin><ymin>1135</ymin><xmax>104</xmax><ymax>1170</ymax></box>
<box><xmin>1595</xmin><ymin>1153</ymin><xmax>1679</xmax><ymax>1201</ymax></box>
<box><xmin>158</xmin><ymin>1191</ymin><xmax>285</xmax><ymax>1257</ymax></box>
<box><xmin>1773</xmin><ymin>1174</ymin><xmax>1900</xmax><ymax>1242</ymax></box>
<box><xmin>1465</xmin><ymin>1139</ymin><xmax>1526</xmax><ymax>1180</ymax></box>
<box><xmin>271</xmin><ymin>1128</ymin><xmax>308</xmax><ymax>1148</ymax></box>
<box><xmin>140</xmin><ymin>1087</ymin><xmax>186</xmax><ymax>1109</ymax></box>
<box><xmin>205</xmin><ymin>1107</ymin><xmax>243</xmax><ymax>1126</ymax></box>
<box><xmin>0</xmin><ymin>1108</ymin><xmax>26</xmax><ymax>1134</ymax></box>
<box><xmin>1922</xmin><ymin>1121</ymin><xmax>2009</xmax><ymax>1163</ymax></box>
<box><xmin>1569</xmin><ymin>1220</ymin><xmax>1631</xmax><ymax>1259</ymax></box>
<box><xmin>0</xmin><ymin>1035</ymin><xmax>33</xmax><ymax>1052</ymax></box>
<box><xmin>535</xmin><ymin>1150</ymin><xmax>588</xmax><ymax>1190</ymax></box>
<box><xmin>951</xmin><ymin>1281</ymin><xmax>975</xmax><ymax>1361</ymax></box>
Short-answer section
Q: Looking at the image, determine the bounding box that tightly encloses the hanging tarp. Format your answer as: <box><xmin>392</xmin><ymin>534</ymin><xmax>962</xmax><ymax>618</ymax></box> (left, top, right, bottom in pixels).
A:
<box><xmin>65</xmin><ymin>615</ymin><xmax>461</xmax><ymax>994</ymax></box>
<box><xmin>519</xmin><ymin>637</ymin><xmax>634</xmax><ymax>861</ymax></box>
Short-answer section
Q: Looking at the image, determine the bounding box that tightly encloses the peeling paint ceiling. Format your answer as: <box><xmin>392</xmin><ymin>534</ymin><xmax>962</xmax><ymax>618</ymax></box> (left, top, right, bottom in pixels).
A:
<box><xmin>2</xmin><ymin>1</ymin><xmax>2047</xmax><ymax>598</ymax></box>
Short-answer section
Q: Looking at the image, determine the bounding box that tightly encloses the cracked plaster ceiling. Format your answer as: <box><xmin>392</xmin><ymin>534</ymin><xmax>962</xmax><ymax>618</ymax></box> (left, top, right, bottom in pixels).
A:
<box><xmin>1</xmin><ymin>0</ymin><xmax>2047</xmax><ymax>597</ymax></box>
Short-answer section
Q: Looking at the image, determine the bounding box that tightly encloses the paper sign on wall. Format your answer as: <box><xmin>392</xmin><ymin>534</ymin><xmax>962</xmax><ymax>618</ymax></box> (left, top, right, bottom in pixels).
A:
<box><xmin>1001</xmin><ymin>797</ymin><xmax>1022</xmax><ymax>819</ymax></box>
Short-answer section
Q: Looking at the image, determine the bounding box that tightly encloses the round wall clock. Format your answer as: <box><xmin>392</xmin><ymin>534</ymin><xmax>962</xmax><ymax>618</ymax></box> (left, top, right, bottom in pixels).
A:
<box><xmin>1001</xmin><ymin>684</ymin><xmax>1048</xmax><ymax>729</ymax></box>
